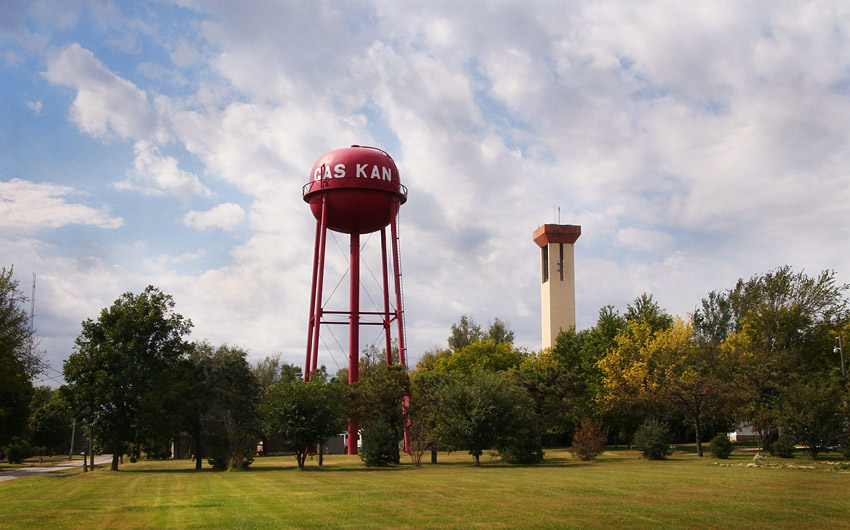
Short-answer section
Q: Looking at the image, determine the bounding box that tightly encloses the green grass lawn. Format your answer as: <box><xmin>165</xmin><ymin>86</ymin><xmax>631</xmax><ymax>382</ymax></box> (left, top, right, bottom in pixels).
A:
<box><xmin>0</xmin><ymin>448</ymin><xmax>847</xmax><ymax>529</ymax></box>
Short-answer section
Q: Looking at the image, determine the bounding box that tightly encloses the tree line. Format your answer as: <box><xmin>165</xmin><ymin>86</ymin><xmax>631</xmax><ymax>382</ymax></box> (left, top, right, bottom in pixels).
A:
<box><xmin>2</xmin><ymin>265</ymin><xmax>848</xmax><ymax>468</ymax></box>
<box><xmin>408</xmin><ymin>266</ymin><xmax>849</xmax><ymax>462</ymax></box>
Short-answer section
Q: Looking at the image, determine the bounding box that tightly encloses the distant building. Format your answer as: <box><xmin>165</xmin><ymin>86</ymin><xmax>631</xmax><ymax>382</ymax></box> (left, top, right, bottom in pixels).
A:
<box><xmin>727</xmin><ymin>423</ymin><xmax>757</xmax><ymax>442</ymax></box>
<box><xmin>258</xmin><ymin>434</ymin><xmax>347</xmax><ymax>456</ymax></box>
<box><xmin>533</xmin><ymin>224</ymin><xmax>581</xmax><ymax>349</ymax></box>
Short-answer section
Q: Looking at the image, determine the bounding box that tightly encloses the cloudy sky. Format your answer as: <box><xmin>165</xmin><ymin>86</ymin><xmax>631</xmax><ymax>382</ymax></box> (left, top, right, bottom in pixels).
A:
<box><xmin>2</xmin><ymin>0</ymin><xmax>849</xmax><ymax>384</ymax></box>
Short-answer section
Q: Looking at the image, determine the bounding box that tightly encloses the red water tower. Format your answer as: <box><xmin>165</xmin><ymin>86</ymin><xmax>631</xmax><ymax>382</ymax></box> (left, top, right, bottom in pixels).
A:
<box><xmin>302</xmin><ymin>145</ymin><xmax>408</xmax><ymax>455</ymax></box>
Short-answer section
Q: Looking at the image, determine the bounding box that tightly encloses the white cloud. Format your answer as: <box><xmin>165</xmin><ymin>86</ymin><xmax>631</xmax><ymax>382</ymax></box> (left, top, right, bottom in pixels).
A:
<box><xmin>6</xmin><ymin>0</ymin><xmax>850</xmax><ymax>372</ymax></box>
<box><xmin>42</xmin><ymin>43</ymin><xmax>155</xmax><ymax>140</ymax></box>
<box><xmin>614</xmin><ymin>227</ymin><xmax>675</xmax><ymax>253</ymax></box>
<box><xmin>116</xmin><ymin>140</ymin><xmax>210</xmax><ymax>200</ymax></box>
<box><xmin>169</xmin><ymin>38</ymin><xmax>198</xmax><ymax>68</ymax></box>
<box><xmin>183</xmin><ymin>203</ymin><xmax>246</xmax><ymax>230</ymax></box>
<box><xmin>25</xmin><ymin>100</ymin><xmax>42</xmax><ymax>115</ymax></box>
<box><xmin>158</xmin><ymin>0</ymin><xmax>850</xmax><ymax>357</ymax></box>
<box><xmin>0</xmin><ymin>178</ymin><xmax>122</xmax><ymax>231</ymax></box>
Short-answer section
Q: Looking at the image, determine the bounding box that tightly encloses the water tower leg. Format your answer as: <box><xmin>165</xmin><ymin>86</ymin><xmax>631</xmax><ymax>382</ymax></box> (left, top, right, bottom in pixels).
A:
<box><xmin>390</xmin><ymin>211</ymin><xmax>411</xmax><ymax>454</ymax></box>
<box><xmin>305</xmin><ymin>217</ymin><xmax>322</xmax><ymax>380</ymax></box>
<box><xmin>308</xmin><ymin>199</ymin><xmax>329</xmax><ymax>379</ymax></box>
<box><xmin>348</xmin><ymin>232</ymin><xmax>361</xmax><ymax>455</ymax></box>
<box><xmin>390</xmin><ymin>214</ymin><xmax>406</xmax><ymax>368</ymax></box>
<box><xmin>380</xmin><ymin>229</ymin><xmax>393</xmax><ymax>364</ymax></box>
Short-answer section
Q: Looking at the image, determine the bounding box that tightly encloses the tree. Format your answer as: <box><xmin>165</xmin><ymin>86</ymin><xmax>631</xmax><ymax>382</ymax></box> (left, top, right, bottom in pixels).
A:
<box><xmin>597</xmin><ymin>320</ymin><xmax>661</xmax><ymax>443</ymax></box>
<box><xmin>724</xmin><ymin>267</ymin><xmax>849</xmax><ymax>451</ymax></box>
<box><xmin>253</xmin><ymin>354</ymin><xmax>302</xmax><ymax>389</ymax></box>
<box><xmin>625</xmin><ymin>293</ymin><xmax>673</xmax><ymax>333</ymax></box>
<box><xmin>486</xmin><ymin>318</ymin><xmax>515</xmax><ymax>345</ymax></box>
<box><xmin>447</xmin><ymin>315</ymin><xmax>515</xmax><ymax>351</ymax></box>
<box><xmin>252</xmin><ymin>353</ymin><xmax>302</xmax><ymax>457</ymax></box>
<box><xmin>514</xmin><ymin>345</ymin><xmax>589</xmax><ymax>445</ymax></box>
<box><xmin>775</xmin><ymin>376</ymin><xmax>846</xmax><ymax>458</ymax></box>
<box><xmin>28</xmin><ymin>386</ymin><xmax>73</xmax><ymax>456</ymax></box>
<box><xmin>351</xmin><ymin>362</ymin><xmax>409</xmax><ymax>466</ymax></box>
<box><xmin>64</xmin><ymin>286</ymin><xmax>192</xmax><ymax>471</ymax></box>
<box><xmin>728</xmin><ymin>267</ymin><xmax>848</xmax><ymax>373</ymax></box>
<box><xmin>408</xmin><ymin>371</ymin><xmax>449</xmax><ymax>465</ymax></box>
<box><xmin>193</xmin><ymin>344</ymin><xmax>260</xmax><ymax>470</ymax></box>
<box><xmin>570</xmin><ymin>418</ymin><xmax>607</xmax><ymax>461</ymax></box>
<box><xmin>632</xmin><ymin>418</ymin><xmax>673</xmax><ymax>460</ymax></box>
<box><xmin>432</xmin><ymin>339</ymin><xmax>527</xmax><ymax>375</ymax></box>
<box><xmin>413</xmin><ymin>347</ymin><xmax>452</xmax><ymax>375</ymax></box>
<box><xmin>599</xmin><ymin>316</ymin><xmax>732</xmax><ymax>456</ymax></box>
<box><xmin>692</xmin><ymin>290</ymin><xmax>734</xmax><ymax>346</ymax></box>
<box><xmin>447</xmin><ymin>315</ymin><xmax>483</xmax><ymax>351</ymax></box>
<box><xmin>597</xmin><ymin>295</ymin><xmax>675</xmax><ymax>447</ymax></box>
<box><xmin>0</xmin><ymin>267</ymin><xmax>41</xmax><ymax>446</ymax></box>
<box><xmin>260</xmin><ymin>376</ymin><xmax>347</xmax><ymax>469</ymax></box>
<box><xmin>575</xmin><ymin>306</ymin><xmax>627</xmax><ymax>444</ymax></box>
<box><xmin>435</xmin><ymin>370</ymin><xmax>536</xmax><ymax>466</ymax></box>
<box><xmin>653</xmin><ymin>320</ymin><xmax>733</xmax><ymax>457</ymax></box>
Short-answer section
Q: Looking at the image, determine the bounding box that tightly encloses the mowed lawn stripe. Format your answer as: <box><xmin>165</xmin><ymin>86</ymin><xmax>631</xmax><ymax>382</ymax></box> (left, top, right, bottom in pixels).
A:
<box><xmin>0</xmin><ymin>449</ymin><xmax>848</xmax><ymax>529</ymax></box>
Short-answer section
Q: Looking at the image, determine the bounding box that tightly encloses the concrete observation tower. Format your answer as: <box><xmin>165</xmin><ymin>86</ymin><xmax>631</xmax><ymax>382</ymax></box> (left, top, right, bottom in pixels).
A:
<box><xmin>302</xmin><ymin>145</ymin><xmax>408</xmax><ymax>455</ymax></box>
<box><xmin>533</xmin><ymin>224</ymin><xmax>581</xmax><ymax>350</ymax></box>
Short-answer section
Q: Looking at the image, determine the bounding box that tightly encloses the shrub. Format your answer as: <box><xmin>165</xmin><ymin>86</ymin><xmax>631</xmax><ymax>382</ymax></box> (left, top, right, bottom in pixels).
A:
<box><xmin>496</xmin><ymin>403</ymin><xmax>543</xmax><ymax>465</ymax></box>
<box><xmin>143</xmin><ymin>441</ymin><xmax>172</xmax><ymax>460</ymax></box>
<box><xmin>632</xmin><ymin>418</ymin><xmax>672</xmax><ymax>460</ymax></box>
<box><xmin>207</xmin><ymin>449</ymin><xmax>254</xmax><ymax>470</ymax></box>
<box><xmin>571</xmin><ymin>418</ymin><xmax>607</xmax><ymax>461</ymax></box>
<box><xmin>360</xmin><ymin>420</ymin><xmax>399</xmax><ymax>467</ymax></box>
<box><xmin>709</xmin><ymin>433</ymin><xmax>734</xmax><ymax>459</ymax></box>
<box><xmin>497</xmin><ymin>426</ymin><xmax>544</xmax><ymax>465</ymax></box>
<box><xmin>772</xmin><ymin>434</ymin><xmax>795</xmax><ymax>458</ymax></box>
<box><xmin>205</xmin><ymin>424</ymin><xmax>255</xmax><ymax>470</ymax></box>
<box><xmin>4</xmin><ymin>441</ymin><xmax>30</xmax><ymax>464</ymax></box>
<box><xmin>775</xmin><ymin>376</ymin><xmax>844</xmax><ymax>459</ymax></box>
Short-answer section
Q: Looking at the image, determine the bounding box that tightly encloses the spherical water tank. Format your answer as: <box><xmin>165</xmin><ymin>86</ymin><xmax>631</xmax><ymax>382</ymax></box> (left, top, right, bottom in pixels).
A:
<box><xmin>303</xmin><ymin>146</ymin><xmax>407</xmax><ymax>234</ymax></box>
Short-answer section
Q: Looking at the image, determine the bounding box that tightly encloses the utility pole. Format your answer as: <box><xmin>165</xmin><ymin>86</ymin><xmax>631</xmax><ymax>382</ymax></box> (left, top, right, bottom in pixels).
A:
<box><xmin>835</xmin><ymin>336</ymin><xmax>846</xmax><ymax>379</ymax></box>
<box><xmin>69</xmin><ymin>418</ymin><xmax>76</xmax><ymax>461</ymax></box>
<box><xmin>89</xmin><ymin>428</ymin><xmax>94</xmax><ymax>470</ymax></box>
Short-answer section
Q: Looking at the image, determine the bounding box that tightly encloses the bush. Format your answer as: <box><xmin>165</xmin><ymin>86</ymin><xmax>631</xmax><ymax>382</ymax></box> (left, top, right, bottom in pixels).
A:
<box><xmin>141</xmin><ymin>439</ymin><xmax>172</xmax><ymax>460</ymax></box>
<box><xmin>360</xmin><ymin>420</ymin><xmax>399</xmax><ymax>467</ymax></box>
<box><xmin>632</xmin><ymin>418</ymin><xmax>672</xmax><ymax>460</ymax></box>
<box><xmin>205</xmin><ymin>426</ymin><xmax>255</xmax><ymax>470</ymax></box>
<box><xmin>708</xmin><ymin>433</ymin><xmax>734</xmax><ymax>459</ymax></box>
<box><xmin>497</xmin><ymin>428</ymin><xmax>544</xmax><ymax>464</ymax></box>
<box><xmin>207</xmin><ymin>449</ymin><xmax>254</xmax><ymax>470</ymax></box>
<box><xmin>496</xmin><ymin>403</ymin><xmax>543</xmax><ymax>465</ymax></box>
<box><xmin>4</xmin><ymin>441</ymin><xmax>31</xmax><ymax>464</ymax></box>
<box><xmin>570</xmin><ymin>418</ymin><xmax>607</xmax><ymax>461</ymax></box>
<box><xmin>772</xmin><ymin>434</ymin><xmax>795</xmax><ymax>458</ymax></box>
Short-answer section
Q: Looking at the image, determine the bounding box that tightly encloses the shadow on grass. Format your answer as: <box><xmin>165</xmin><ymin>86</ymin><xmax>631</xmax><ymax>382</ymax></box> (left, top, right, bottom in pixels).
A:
<box><xmin>123</xmin><ymin>458</ymin><xmax>611</xmax><ymax>474</ymax></box>
<box><xmin>122</xmin><ymin>465</ymin><xmax>416</xmax><ymax>474</ymax></box>
<box><xmin>120</xmin><ymin>447</ymin><xmax>669</xmax><ymax>474</ymax></box>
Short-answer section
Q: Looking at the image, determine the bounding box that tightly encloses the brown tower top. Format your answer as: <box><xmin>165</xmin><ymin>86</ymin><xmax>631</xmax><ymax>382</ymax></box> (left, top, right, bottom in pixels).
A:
<box><xmin>533</xmin><ymin>224</ymin><xmax>581</xmax><ymax>247</ymax></box>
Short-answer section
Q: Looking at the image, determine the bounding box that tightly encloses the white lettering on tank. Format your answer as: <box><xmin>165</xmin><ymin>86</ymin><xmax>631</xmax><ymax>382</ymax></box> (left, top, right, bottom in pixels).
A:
<box><xmin>313</xmin><ymin>167</ymin><xmax>322</xmax><ymax>181</ymax></box>
<box><xmin>371</xmin><ymin>165</ymin><xmax>381</xmax><ymax>179</ymax></box>
<box><xmin>382</xmin><ymin>166</ymin><xmax>392</xmax><ymax>181</ymax></box>
<box><xmin>356</xmin><ymin>164</ymin><xmax>367</xmax><ymax>178</ymax></box>
<box><xmin>334</xmin><ymin>164</ymin><xmax>345</xmax><ymax>178</ymax></box>
<box><xmin>323</xmin><ymin>165</ymin><xmax>333</xmax><ymax>180</ymax></box>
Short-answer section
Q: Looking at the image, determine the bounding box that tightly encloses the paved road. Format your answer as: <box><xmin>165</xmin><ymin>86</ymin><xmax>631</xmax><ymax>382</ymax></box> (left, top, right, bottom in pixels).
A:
<box><xmin>0</xmin><ymin>454</ymin><xmax>114</xmax><ymax>483</ymax></box>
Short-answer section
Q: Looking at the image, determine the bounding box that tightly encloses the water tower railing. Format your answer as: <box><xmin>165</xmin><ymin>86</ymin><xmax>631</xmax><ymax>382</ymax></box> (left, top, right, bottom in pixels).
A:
<box><xmin>302</xmin><ymin>179</ymin><xmax>408</xmax><ymax>199</ymax></box>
